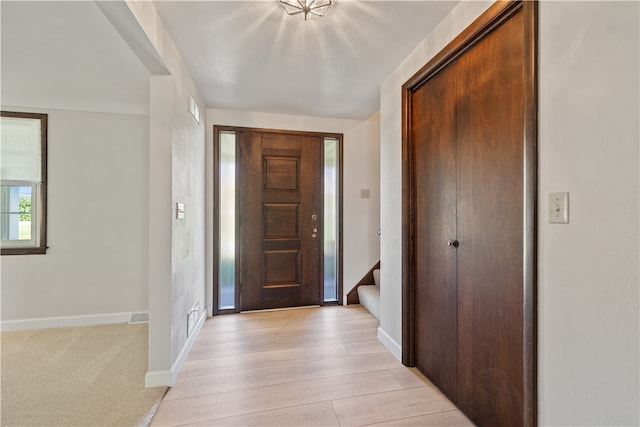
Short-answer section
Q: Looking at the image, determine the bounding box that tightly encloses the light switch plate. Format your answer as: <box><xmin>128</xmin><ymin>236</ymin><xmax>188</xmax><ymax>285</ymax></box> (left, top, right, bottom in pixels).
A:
<box><xmin>176</xmin><ymin>202</ymin><xmax>185</xmax><ymax>220</ymax></box>
<box><xmin>360</xmin><ymin>189</ymin><xmax>370</xmax><ymax>199</ymax></box>
<box><xmin>549</xmin><ymin>192</ymin><xmax>569</xmax><ymax>224</ymax></box>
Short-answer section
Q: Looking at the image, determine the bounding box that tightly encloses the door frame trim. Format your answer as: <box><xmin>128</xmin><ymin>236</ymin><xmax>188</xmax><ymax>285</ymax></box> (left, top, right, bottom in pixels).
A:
<box><xmin>400</xmin><ymin>1</ymin><xmax>537</xmax><ymax>425</ymax></box>
<box><xmin>213</xmin><ymin>125</ymin><xmax>344</xmax><ymax>314</ymax></box>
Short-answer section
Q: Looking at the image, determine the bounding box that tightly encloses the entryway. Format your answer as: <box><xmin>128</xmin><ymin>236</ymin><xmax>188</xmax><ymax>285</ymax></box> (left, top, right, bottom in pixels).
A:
<box><xmin>213</xmin><ymin>126</ymin><xmax>343</xmax><ymax>313</ymax></box>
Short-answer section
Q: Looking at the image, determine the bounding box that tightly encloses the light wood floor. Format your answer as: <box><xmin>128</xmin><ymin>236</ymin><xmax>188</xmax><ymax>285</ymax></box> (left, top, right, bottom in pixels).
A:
<box><xmin>151</xmin><ymin>305</ymin><xmax>474</xmax><ymax>426</ymax></box>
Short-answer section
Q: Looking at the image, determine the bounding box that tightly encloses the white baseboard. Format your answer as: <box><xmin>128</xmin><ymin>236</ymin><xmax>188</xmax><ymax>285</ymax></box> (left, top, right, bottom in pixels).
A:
<box><xmin>0</xmin><ymin>312</ymin><xmax>132</xmax><ymax>331</ymax></box>
<box><xmin>378</xmin><ymin>326</ymin><xmax>402</xmax><ymax>361</ymax></box>
<box><xmin>144</xmin><ymin>369</ymin><xmax>173</xmax><ymax>388</ymax></box>
<box><xmin>145</xmin><ymin>310</ymin><xmax>206</xmax><ymax>388</ymax></box>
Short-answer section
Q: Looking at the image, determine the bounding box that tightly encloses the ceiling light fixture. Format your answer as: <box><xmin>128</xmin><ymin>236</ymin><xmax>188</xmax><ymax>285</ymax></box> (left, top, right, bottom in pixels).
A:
<box><xmin>280</xmin><ymin>0</ymin><xmax>332</xmax><ymax>20</ymax></box>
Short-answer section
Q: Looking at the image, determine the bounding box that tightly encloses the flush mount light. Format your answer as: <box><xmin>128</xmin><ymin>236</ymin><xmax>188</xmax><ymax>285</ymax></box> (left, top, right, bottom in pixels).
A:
<box><xmin>280</xmin><ymin>0</ymin><xmax>332</xmax><ymax>20</ymax></box>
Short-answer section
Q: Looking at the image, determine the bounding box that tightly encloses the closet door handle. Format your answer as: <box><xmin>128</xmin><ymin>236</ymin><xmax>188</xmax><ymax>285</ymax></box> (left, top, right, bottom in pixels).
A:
<box><xmin>447</xmin><ymin>240</ymin><xmax>459</xmax><ymax>248</ymax></box>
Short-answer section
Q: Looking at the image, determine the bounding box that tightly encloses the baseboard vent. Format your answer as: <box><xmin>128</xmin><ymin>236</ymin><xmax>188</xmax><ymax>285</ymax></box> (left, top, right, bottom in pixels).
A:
<box><xmin>129</xmin><ymin>312</ymin><xmax>149</xmax><ymax>324</ymax></box>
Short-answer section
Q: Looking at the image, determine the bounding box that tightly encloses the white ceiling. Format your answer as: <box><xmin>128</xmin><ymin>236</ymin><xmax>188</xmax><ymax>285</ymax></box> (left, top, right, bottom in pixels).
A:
<box><xmin>1</xmin><ymin>1</ymin><xmax>459</xmax><ymax>120</ymax></box>
<box><xmin>153</xmin><ymin>1</ymin><xmax>459</xmax><ymax>119</ymax></box>
<box><xmin>1</xmin><ymin>1</ymin><xmax>150</xmax><ymax>115</ymax></box>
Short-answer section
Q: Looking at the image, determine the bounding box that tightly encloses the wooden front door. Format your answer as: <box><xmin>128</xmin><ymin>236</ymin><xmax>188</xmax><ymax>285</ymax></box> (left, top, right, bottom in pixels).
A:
<box><xmin>239</xmin><ymin>131</ymin><xmax>322</xmax><ymax>311</ymax></box>
<box><xmin>403</xmin><ymin>2</ymin><xmax>537</xmax><ymax>426</ymax></box>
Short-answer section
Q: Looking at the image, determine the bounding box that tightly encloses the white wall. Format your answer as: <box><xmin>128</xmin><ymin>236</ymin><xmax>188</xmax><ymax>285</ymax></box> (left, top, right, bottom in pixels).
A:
<box><xmin>379</xmin><ymin>1</ymin><xmax>640</xmax><ymax>425</ymax></box>
<box><xmin>108</xmin><ymin>1</ymin><xmax>207</xmax><ymax>386</ymax></box>
<box><xmin>206</xmin><ymin>109</ymin><xmax>381</xmax><ymax>313</ymax></box>
<box><xmin>343</xmin><ymin>112</ymin><xmax>381</xmax><ymax>301</ymax></box>
<box><xmin>538</xmin><ymin>2</ymin><xmax>639</xmax><ymax>425</ymax></box>
<box><xmin>0</xmin><ymin>107</ymin><xmax>149</xmax><ymax>327</ymax></box>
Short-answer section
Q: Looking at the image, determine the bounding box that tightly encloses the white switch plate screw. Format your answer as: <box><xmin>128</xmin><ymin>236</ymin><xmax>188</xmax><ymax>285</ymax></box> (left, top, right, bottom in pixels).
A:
<box><xmin>549</xmin><ymin>192</ymin><xmax>569</xmax><ymax>224</ymax></box>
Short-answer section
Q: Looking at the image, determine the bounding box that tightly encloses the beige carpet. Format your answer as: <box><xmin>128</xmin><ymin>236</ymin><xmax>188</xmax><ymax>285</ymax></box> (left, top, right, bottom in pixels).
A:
<box><xmin>1</xmin><ymin>323</ymin><xmax>167</xmax><ymax>427</ymax></box>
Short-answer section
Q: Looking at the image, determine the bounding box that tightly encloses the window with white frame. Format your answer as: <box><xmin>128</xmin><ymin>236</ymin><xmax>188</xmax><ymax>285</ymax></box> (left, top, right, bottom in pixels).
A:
<box><xmin>1</xmin><ymin>111</ymin><xmax>47</xmax><ymax>255</ymax></box>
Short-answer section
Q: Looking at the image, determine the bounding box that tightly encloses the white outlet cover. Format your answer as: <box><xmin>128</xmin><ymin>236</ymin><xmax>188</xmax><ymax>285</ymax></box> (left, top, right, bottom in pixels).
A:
<box><xmin>549</xmin><ymin>192</ymin><xmax>569</xmax><ymax>224</ymax></box>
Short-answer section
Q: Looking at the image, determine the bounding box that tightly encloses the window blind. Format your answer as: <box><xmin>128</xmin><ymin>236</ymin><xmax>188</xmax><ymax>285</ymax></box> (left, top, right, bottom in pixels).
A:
<box><xmin>1</xmin><ymin>117</ymin><xmax>42</xmax><ymax>181</ymax></box>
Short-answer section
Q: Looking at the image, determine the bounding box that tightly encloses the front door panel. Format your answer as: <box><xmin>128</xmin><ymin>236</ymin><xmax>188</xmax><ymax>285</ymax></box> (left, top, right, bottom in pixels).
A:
<box><xmin>239</xmin><ymin>132</ymin><xmax>322</xmax><ymax>310</ymax></box>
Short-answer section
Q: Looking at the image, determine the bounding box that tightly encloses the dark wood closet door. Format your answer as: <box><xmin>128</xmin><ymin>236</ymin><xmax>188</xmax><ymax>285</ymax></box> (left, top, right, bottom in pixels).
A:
<box><xmin>407</xmin><ymin>4</ymin><xmax>530</xmax><ymax>427</ymax></box>
<box><xmin>455</xmin><ymin>11</ymin><xmax>525</xmax><ymax>425</ymax></box>
<box><xmin>412</xmin><ymin>66</ymin><xmax>459</xmax><ymax>401</ymax></box>
<box><xmin>239</xmin><ymin>132</ymin><xmax>322</xmax><ymax>311</ymax></box>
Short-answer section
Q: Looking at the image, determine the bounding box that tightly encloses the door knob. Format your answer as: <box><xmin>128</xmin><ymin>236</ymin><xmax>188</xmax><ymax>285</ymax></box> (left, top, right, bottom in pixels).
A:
<box><xmin>447</xmin><ymin>240</ymin><xmax>459</xmax><ymax>248</ymax></box>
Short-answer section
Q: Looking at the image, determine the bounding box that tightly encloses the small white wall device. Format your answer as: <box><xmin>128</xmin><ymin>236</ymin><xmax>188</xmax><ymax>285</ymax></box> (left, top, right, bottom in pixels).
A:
<box><xmin>549</xmin><ymin>192</ymin><xmax>569</xmax><ymax>224</ymax></box>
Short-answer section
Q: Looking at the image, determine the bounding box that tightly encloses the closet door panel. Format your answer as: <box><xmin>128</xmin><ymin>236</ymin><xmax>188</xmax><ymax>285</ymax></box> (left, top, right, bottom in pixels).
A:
<box><xmin>455</xmin><ymin>10</ymin><xmax>525</xmax><ymax>426</ymax></box>
<box><xmin>412</xmin><ymin>67</ymin><xmax>459</xmax><ymax>401</ymax></box>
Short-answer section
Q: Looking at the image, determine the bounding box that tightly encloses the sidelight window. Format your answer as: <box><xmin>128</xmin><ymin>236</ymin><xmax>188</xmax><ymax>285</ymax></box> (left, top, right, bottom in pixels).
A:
<box><xmin>218</xmin><ymin>131</ymin><xmax>237</xmax><ymax>310</ymax></box>
<box><xmin>323</xmin><ymin>137</ymin><xmax>339</xmax><ymax>302</ymax></box>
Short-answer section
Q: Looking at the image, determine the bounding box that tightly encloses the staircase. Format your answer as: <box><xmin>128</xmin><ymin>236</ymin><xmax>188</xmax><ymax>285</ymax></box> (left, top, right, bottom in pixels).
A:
<box><xmin>357</xmin><ymin>268</ymin><xmax>380</xmax><ymax>320</ymax></box>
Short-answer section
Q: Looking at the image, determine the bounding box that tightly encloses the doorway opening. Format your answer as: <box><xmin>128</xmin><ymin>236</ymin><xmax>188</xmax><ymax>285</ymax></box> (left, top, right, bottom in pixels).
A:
<box><xmin>213</xmin><ymin>126</ymin><xmax>343</xmax><ymax>314</ymax></box>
